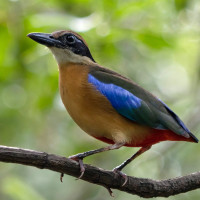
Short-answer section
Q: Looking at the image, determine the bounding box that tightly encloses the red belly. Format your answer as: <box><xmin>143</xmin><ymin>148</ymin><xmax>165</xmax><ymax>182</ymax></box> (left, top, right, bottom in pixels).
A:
<box><xmin>93</xmin><ymin>129</ymin><xmax>194</xmax><ymax>147</ymax></box>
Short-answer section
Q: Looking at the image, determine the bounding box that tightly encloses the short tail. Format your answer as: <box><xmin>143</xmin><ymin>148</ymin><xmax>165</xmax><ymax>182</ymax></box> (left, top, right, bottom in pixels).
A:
<box><xmin>188</xmin><ymin>132</ymin><xmax>199</xmax><ymax>143</ymax></box>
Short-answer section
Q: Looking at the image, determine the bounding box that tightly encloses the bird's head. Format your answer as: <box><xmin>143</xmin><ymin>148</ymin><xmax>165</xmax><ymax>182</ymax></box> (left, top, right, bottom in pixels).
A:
<box><xmin>27</xmin><ymin>30</ymin><xmax>95</xmax><ymax>65</ymax></box>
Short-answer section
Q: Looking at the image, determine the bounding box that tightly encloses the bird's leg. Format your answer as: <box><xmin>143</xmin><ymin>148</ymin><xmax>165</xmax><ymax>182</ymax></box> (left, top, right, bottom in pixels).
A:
<box><xmin>113</xmin><ymin>146</ymin><xmax>151</xmax><ymax>186</ymax></box>
<box><xmin>68</xmin><ymin>142</ymin><xmax>125</xmax><ymax>179</ymax></box>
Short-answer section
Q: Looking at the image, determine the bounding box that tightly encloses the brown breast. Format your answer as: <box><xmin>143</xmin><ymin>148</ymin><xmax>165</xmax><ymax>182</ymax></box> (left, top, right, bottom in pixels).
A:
<box><xmin>58</xmin><ymin>63</ymin><xmax>153</xmax><ymax>145</ymax></box>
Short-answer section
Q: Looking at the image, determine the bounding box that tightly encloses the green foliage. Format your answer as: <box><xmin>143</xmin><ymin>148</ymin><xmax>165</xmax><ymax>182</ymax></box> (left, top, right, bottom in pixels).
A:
<box><xmin>0</xmin><ymin>0</ymin><xmax>200</xmax><ymax>199</ymax></box>
<box><xmin>3</xmin><ymin>176</ymin><xmax>45</xmax><ymax>200</ymax></box>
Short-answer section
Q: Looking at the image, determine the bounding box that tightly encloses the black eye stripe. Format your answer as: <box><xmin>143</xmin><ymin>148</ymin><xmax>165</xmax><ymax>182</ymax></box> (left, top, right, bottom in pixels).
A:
<box><xmin>58</xmin><ymin>34</ymin><xmax>74</xmax><ymax>43</ymax></box>
<box><xmin>61</xmin><ymin>34</ymin><xmax>85</xmax><ymax>44</ymax></box>
<box><xmin>66</xmin><ymin>35</ymin><xmax>75</xmax><ymax>43</ymax></box>
<box><xmin>56</xmin><ymin>33</ymin><xmax>95</xmax><ymax>62</ymax></box>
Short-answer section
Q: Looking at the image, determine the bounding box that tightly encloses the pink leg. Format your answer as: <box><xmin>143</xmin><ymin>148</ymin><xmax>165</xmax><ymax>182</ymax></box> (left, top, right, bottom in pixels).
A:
<box><xmin>113</xmin><ymin>146</ymin><xmax>151</xmax><ymax>186</ymax></box>
<box><xmin>68</xmin><ymin>142</ymin><xmax>125</xmax><ymax>179</ymax></box>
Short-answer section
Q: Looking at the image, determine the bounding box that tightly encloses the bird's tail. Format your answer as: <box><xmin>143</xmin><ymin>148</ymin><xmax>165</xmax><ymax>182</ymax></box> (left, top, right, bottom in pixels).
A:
<box><xmin>188</xmin><ymin>132</ymin><xmax>199</xmax><ymax>143</ymax></box>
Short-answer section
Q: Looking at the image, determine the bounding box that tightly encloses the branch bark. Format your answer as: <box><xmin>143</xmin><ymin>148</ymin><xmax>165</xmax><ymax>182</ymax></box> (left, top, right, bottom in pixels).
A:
<box><xmin>0</xmin><ymin>145</ymin><xmax>199</xmax><ymax>198</ymax></box>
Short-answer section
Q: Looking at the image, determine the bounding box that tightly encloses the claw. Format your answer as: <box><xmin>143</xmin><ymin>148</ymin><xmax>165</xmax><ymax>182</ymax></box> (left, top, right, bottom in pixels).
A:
<box><xmin>76</xmin><ymin>159</ymin><xmax>85</xmax><ymax>179</ymax></box>
<box><xmin>103</xmin><ymin>185</ymin><xmax>114</xmax><ymax>197</ymax></box>
<box><xmin>113</xmin><ymin>168</ymin><xmax>128</xmax><ymax>186</ymax></box>
<box><xmin>60</xmin><ymin>173</ymin><xmax>64</xmax><ymax>182</ymax></box>
<box><xmin>69</xmin><ymin>155</ymin><xmax>85</xmax><ymax>179</ymax></box>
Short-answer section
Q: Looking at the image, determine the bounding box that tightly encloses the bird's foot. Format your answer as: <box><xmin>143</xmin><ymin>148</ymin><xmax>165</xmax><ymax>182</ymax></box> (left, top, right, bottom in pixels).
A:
<box><xmin>69</xmin><ymin>154</ymin><xmax>85</xmax><ymax>179</ymax></box>
<box><xmin>112</xmin><ymin>167</ymin><xmax>128</xmax><ymax>186</ymax></box>
<box><xmin>60</xmin><ymin>173</ymin><xmax>64</xmax><ymax>182</ymax></box>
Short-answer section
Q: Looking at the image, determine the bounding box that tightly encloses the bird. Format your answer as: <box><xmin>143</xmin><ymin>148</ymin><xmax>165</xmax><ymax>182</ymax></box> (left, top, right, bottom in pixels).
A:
<box><xmin>28</xmin><ymin>30</ymin><xmax>198</xmax><ymax>185</ymax></box>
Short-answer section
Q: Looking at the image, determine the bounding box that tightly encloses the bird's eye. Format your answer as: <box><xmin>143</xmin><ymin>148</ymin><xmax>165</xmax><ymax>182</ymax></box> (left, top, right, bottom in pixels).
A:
<box><xmin>66</xmin><ymin>35</ymin><xmax>75</xmax><ymax>44</ymax></box>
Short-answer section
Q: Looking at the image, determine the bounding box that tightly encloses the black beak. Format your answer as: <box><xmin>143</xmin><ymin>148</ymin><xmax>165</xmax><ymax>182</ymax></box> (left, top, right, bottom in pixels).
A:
<box><xmin>27</xmin><ymin>32</ymin><xmax>63</xmax><ymax>47</ymax></box>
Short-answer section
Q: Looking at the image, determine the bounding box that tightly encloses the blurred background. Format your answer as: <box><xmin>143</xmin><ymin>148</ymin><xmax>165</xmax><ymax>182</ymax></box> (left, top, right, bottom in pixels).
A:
<box><xmin>0</xmin><ymin>0</ymin><xmax>200</xmax><ymax>199</ymax></box>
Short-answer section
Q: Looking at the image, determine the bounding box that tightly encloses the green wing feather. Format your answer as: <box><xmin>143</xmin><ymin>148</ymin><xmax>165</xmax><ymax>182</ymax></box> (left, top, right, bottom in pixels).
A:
<box><xmin>89</xmin><ymin>66</ymin><xmax>198</xmax><ymax>142</ymax></box>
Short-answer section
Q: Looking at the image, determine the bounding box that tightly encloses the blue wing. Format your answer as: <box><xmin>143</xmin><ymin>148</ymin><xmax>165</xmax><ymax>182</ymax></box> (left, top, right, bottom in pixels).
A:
<box><xmin>88</xmin><ymin>69</ymin><xmax>198</xmax><ymax>142</ymax></box>
<box><xmin>88</xmin><ymin>74</ymin><xmax>141</xmax><ymax>120</ymax></box>
<box><xmin>88</xmin><ymin>73</ymin><xmax>165</xmax><ymax>130</ymax></box>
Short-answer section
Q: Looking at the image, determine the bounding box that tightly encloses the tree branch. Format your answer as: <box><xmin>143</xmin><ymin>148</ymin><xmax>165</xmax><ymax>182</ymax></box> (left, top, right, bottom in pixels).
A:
<box><xmin>0</xmin><ymin>145</ymin><xmax>199</xmax><ymax>198</ymax></box>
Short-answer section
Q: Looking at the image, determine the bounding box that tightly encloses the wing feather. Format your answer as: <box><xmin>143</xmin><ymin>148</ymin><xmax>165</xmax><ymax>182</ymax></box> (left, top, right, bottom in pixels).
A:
<box><xmin>88</xmin><ymin>67</ymin><xmax>197</xmax><ymax>141</ymax></box>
